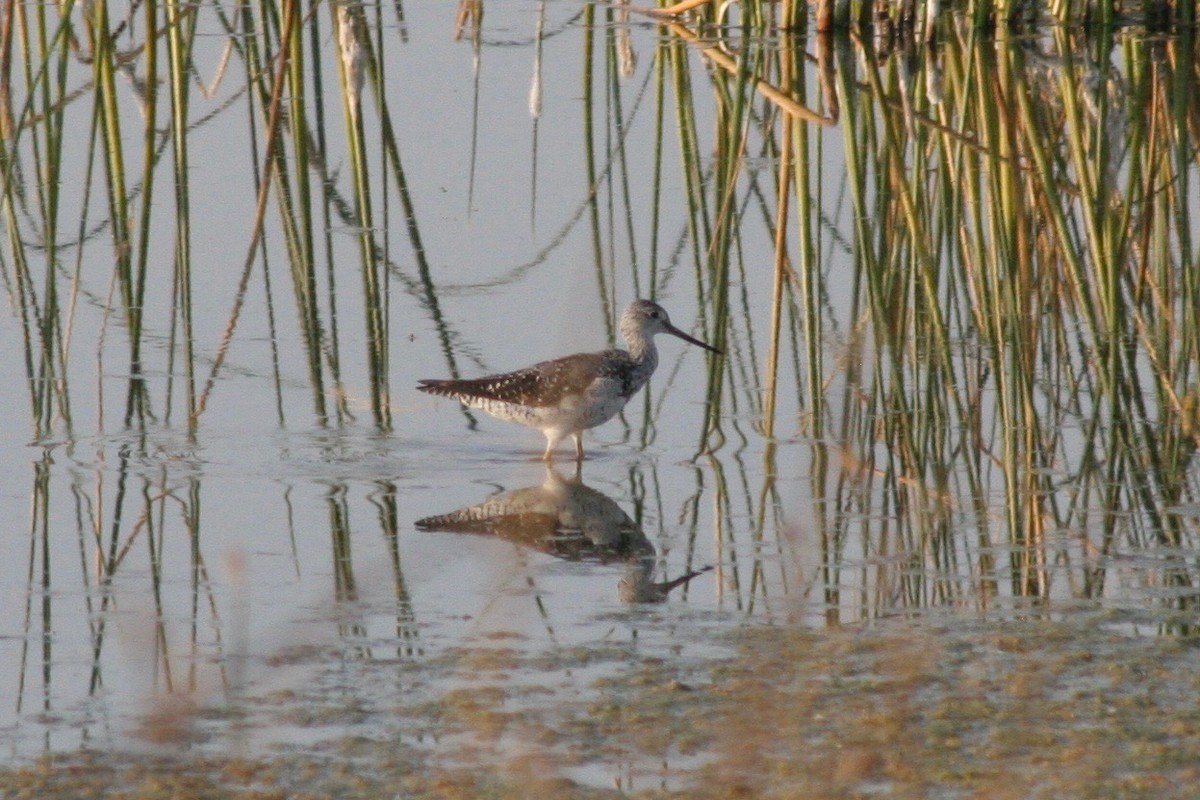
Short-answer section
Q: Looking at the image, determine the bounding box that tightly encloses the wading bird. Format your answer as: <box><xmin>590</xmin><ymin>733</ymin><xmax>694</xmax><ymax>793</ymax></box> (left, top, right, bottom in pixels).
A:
<box><xmin>417</xmin><ymin>300</ymin><xmax>721</xmax><ymax>460</ymax></box>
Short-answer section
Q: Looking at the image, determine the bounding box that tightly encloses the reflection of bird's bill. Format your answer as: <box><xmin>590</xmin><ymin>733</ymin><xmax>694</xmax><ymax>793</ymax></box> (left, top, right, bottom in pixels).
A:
<box><xmin>620</xmin><ymin>562</ymin><xmax>714</xmax><ymax>604</ymax></box>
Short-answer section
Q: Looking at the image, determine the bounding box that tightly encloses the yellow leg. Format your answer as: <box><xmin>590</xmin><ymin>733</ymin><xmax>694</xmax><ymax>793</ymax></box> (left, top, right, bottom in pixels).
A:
<box><xmin>572</xmin><ymin>433</ymin><xmax>584</xmax><ymax>461</ymax></box>
<box><xmin>542</xmin><ymin>430</ymin><xmax>561</xmax><ymax>461</ymax></box>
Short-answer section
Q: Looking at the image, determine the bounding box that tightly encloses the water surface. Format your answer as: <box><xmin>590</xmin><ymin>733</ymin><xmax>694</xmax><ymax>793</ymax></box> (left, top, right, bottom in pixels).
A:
<box><xmin>3</xmin><ymin>2</ymin><xmax>1200</xmax><ymax>794</ymax></box>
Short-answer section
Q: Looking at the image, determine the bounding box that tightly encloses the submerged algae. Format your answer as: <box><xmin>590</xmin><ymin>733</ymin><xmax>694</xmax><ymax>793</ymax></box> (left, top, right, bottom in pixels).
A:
<box><xmin>5</xmin><ymin>615</ymin><xmax>1200</xmax><ymax>799</ymax></box>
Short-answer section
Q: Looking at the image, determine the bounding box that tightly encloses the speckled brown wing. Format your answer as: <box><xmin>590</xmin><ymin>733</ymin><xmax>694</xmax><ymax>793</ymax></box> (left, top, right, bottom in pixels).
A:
<box><xmin>418</xmin><ymin>351</ymin><xmax>615</xmax><ymax>408</ymax></box>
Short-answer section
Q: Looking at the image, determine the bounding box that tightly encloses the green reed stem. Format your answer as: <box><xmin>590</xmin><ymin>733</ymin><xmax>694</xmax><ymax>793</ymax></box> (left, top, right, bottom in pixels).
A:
<box><xmin>88</xmin><ymin>0</ymin><xmax>147</xmax><ymax>426</ymax></box>
<box><xmin>335</xmin><ymin>4</ymin><xmax>390</xmax><ymax>431</ymax></box>
<box><xmin>164</xmin><ymin>0</ymin><xmax>199</xmax><ymax>431</ymax></box>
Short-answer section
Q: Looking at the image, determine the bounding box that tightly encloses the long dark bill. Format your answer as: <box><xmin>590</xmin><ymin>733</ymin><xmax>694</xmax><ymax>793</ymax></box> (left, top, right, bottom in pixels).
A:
<box><xmin>665</xmin><ymin>323</ymin><xmax>722</xmax><ymax>355</ymax></box>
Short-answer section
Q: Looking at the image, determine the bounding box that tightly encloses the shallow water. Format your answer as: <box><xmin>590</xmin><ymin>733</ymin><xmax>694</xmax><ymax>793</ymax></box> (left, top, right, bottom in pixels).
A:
<box><xmin>3</xmin><ymin>2</ymin><xmax>1200</xmax><ymax>793</ymax></box>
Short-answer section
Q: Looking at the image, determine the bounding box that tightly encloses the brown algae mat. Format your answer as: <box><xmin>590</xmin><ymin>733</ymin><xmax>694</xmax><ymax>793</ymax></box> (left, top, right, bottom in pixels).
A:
<box><xmin>5</xmin><ymin>613</ymin><xmax>1200</xmax><ymax>799</ymax></box>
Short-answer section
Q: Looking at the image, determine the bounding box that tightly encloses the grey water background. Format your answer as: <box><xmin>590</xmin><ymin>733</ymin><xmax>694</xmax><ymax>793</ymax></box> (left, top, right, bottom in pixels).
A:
<box><xmin>3</xmin><ymin>0</ymin><xmax>1200</xmax><ymax>787</ymax></box>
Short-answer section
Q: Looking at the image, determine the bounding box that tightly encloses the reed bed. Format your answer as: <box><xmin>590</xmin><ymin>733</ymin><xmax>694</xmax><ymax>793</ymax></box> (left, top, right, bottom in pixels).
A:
<box><xmin>636</xmin><ymin>0</ymin><xmax>1197</xmax><ymax>33</ymax></box>
<box><xmin>1</xmin><ymin>0</ymin><xmax>424</xmax><ymax>708</ymax></box>
<box><xmin>649</xmin><ymin>14</ymin><xmax>1200</xmax><ymax>626</ymax></box>
<box><xmin>2</xmin><ymin>0</ymin><xmax>421</xmax><ymax>439</ymax></box>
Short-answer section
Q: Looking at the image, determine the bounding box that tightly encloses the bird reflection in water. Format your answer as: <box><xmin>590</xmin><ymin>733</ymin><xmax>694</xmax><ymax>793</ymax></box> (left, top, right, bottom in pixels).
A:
<box><xmin>415</xmin><ymin>465</ymin><xmax>711</xmax><ymax>603</ymax></box>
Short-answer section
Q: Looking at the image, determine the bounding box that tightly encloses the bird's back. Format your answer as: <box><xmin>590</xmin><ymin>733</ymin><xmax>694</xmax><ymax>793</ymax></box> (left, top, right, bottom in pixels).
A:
<box><xmin>418</xmin><ymin>351</ymin><xmax>619</xmax><ymax>409</ymax></box>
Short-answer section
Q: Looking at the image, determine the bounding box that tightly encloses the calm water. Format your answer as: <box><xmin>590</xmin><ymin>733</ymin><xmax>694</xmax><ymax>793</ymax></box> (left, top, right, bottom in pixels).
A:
<box><xmin>0</xmin><ymin>2</ymin><xmax>779</xmax><ymax>767</ymax></box>
<box><xmin>2</xmin><ymin>1</ymin><xmax>1199</xmax><ymax>787</ymax></box>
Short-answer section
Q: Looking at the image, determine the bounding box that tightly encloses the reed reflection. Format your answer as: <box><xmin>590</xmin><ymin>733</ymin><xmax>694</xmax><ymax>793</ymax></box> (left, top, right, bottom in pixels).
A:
<box><xmin>415</xmin><ymin>465</ymin><xmax>711</xmax><ymax>603</ymax></box>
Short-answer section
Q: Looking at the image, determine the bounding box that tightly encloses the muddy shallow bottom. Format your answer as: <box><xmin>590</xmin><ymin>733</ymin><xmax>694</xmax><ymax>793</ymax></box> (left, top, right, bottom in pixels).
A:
<box><xmin>6</xmin><ymin>610</ymin><xmax>1200</xmax><ymax>800</ymax></box>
